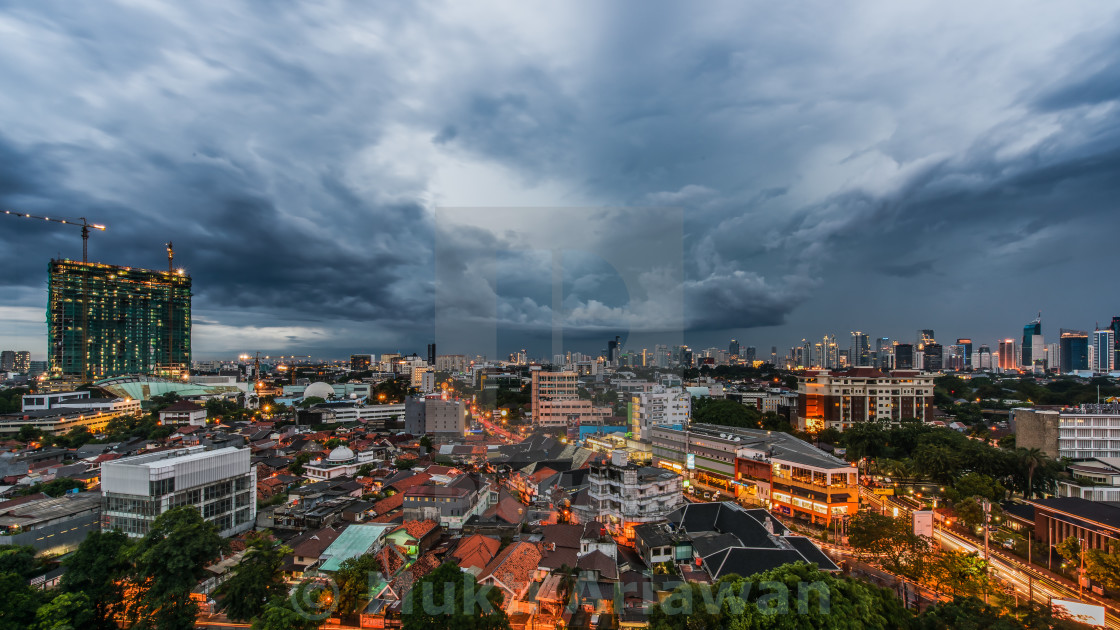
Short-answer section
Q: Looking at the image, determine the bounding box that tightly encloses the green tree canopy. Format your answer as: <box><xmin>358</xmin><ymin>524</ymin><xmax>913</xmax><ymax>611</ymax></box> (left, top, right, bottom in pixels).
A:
<box><xmin>61</xmin><ymin>530</ymin><xmax>132</xmax><ymax>630</ymax></box>
<box><xmin>216</xmin><ymin>532</ymin><xmax>291</xmax><ymax>622</ymax></box>
<box><xmin>648</xmin><ymin>562</ymin><xmax>911</xmax><ymax>630</ymax></box>
<box><xmin>401</xmin><ymin>562</ymin><xmax>510</xmax><ymax>630</ymax></box>
<box><xmin>131</xmin><ymin>506</ymin><xmax>223</xmax><ymax>630</ymax></box>
<box><xmin>692</xmin><ymin>398</ymin><xmax>761</xmax><ymax>428</ymax></box>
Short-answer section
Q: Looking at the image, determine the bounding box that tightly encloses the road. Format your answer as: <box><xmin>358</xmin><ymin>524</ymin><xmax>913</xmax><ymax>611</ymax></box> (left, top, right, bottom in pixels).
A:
<box><xmin>860</xmin><ymin>486</ymin><xmax>1119</xmax><ymax>629</ymax></box>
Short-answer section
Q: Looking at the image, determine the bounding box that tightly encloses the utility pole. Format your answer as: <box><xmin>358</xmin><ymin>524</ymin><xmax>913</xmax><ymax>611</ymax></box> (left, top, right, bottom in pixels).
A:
<box><xmin>1079</xmin><ymin>537</ymin><xmax>1086</xmax><ymax>599</ymax></box>
<box><xmin>982</xmin><ymin>499</ymin><xmax>991</xmax><ymax>604</ymax></box>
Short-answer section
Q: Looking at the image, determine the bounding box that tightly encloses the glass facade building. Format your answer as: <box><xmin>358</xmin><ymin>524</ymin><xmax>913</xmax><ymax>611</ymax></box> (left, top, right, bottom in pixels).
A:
<box><xmin>48</xmin><ymin>259</ymin><xmax>191</xmax><ymax>379</ymax></box>
<box><xmin>1059</xmin><ymin>330</ymin><xmax>1089</xmax><ymax>373</ymax></box>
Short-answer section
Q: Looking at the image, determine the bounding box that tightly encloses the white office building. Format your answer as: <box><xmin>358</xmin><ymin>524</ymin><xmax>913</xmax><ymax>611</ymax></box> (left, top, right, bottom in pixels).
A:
<box><xmin>630</xmin><ymin>386</ymin><xmax>691</xmax><ymax>440</ymax></box>
<box><xmin>101</xmin><ymin>446</ymin><xmax>255</xmax><ymax>538</ymax></box>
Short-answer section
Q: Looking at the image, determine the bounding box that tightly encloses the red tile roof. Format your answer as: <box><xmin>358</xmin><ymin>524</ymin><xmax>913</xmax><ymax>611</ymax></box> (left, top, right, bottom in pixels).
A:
<box><xmin>160</xmin><ymin>400</ymin><xmax>205</xmax><ymax>412</ymax></box>
<box><xmin>388</xmin><ymin>472</ymin><xmax>431</xmax><ymax>493</ymax></box>
<box><xmin>399</xmin><ymin>519</ymin><xmax>439</xmax><ymax>541</ymax></box>
<box><xmin>372</xmin><ymin>493</ymin><xmax>404</xmax><ymax>516</ymax></box>
<box><xmin>529</xmin><ymin>466</ymin><xmax>558</xmax><ymax>485</ymax></box>
<box><xmin>452</xmin><ymin>534</ymin><xmax>501</xmax><ymax>571</ymax></box>
<box><xmin>387</xmin><ymin>551</ymin><xmax>442</xmax><ymax>600</ymax></box>
<box><xmin>290</xmin><ymin>526</ymin><xmax>345</xmax><ymax>559</ymax></box>
<box><xmin>479</xmin><ymin>541</ymin><xmax>542</xmax><ymax>598</ymax></box>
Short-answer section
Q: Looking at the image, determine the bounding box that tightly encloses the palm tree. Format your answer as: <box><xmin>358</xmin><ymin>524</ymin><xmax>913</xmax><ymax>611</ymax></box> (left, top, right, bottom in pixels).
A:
<box><xmin>557</xmin><ymin>564</ymin><xmax>578</xmax><ymax>605</ymax></box>
<box><xmin>1019</xmin><ymin>447</ymin><xmax>1048</xmax><ymax>499</ymax></box>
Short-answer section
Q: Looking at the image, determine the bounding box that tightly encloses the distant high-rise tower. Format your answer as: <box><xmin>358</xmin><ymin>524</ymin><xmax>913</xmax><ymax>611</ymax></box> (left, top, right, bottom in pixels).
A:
<box><xmin>770</xmin><ymin>346</ymin><xmax>778</xmax><ymax>365</ymax></box>
<box><xmin>1111</xmin><ymin>317</ymin><xmax>1120</xmax><ymax>370</ymax></box>
<box><xmin>1095</xmin><ymin>329</ymin><xmax>1115</xmax><ymax>373</ymax></box>
<box><xmin>607</xmin><ymin>336</ymin><xmax>621</xmax><ymax>364</ymax></box>
<box><xmin>976</xmin><ymin>345</ymin><xmax>993</xmax><ymax>370</ymax></box>
<box><xmin>728</xmin><ymin>339</ymin><xmax>739</xmax><ymax>358</ymax></box>
<box><xmin>894</xmin><ymin>343</ymin><xmax>914</xmax><ymax>370</ymax></box>
<box><xmin>850</xmin><ymin>332</ymin><xmax>870</xmax><ymax>367</ymax></box>
<box><xmin>922</xmin><ymin>343</ymin><xmax>943</xmax><ymax>372</ymax></box>
<box><xmin>745</xmin><ymin>346</ymin><xmax>756</xmax><ymax>364</ymax></box>
<box><xmin>1022</xmin><ymin>315</ymin><xmax>1043</xmax><ymax>367</ymax></box>
<box><xmin>1059</xmin><ymin>330</ymin><xmax>1089</xmax><ymax>373</ymax></box>
<box><xmin>427</xmin><ymin>343</ymin><xmax>436</xmax><ymax>366</ymax></box>
<box><xmin>956</xmin><ymin>339</ymin><xmax>973</xmax><ymax>368</ymax></box>
<box><xmin>876</xmin><ymin>337</ymin><xmax>892</xmax><ymax>369</ymax></box>
<box><xmin>48</xmin><ymin>259</ymin><xmax>191</xmax><ymax>380</ymax></box>
<box><xmin>998</xmin><ymin>339</ymin><xmax>1018</xmax><ymax>371</ymax></box>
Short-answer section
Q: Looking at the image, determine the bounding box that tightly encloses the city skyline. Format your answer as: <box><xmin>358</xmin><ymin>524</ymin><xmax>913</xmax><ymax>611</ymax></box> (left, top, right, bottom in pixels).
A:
<box><xmin>3</xmin><ymin>2</ymin><xmax>1120</xmax><ymax>360</ymax></box>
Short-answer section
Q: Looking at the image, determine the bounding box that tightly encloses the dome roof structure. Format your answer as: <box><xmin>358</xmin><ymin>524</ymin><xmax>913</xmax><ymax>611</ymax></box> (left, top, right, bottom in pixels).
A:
<box><xmin>327</xmin><ymin>446</ymin><xmax>355</xmax><ymax>462</ymax></box>
<box><xmin>303</xmin><ymin>382</ymin><xmax>335</xmax><ymax>400</ymax></box>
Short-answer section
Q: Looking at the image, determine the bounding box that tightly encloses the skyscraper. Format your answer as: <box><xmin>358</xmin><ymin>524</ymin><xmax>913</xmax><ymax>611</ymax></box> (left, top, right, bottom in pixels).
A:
<box><xmin>956</xmin><ymin>338</ymin><xmax>973</xmax><ymax>368</ymax></box>
<box><xmin>1059</xmin><ymin>330</ymin><xmax>1089</xmax><ymax>373</ymax></box>
<box><xmin>975</xmin><ymin>345</ymin><xmax>993</xmax><ymax>370</ymax></box>
<box><xmin>1022</xmin><ymin>315</ymin><xmax>1042</xmax><ymax>368</ymax></box>
<box><xmin>728</xmin><ymin>339</ymin><xmax>740</xmax><ymax>358</ymax></box>
<box><xmin>998</xmin><ymin>339</ymin><xmax>1018</xmax><ymax>371</ymax></box>
<box><xmin>876</xmin><ymin>337</ymin><xmax>892</xmax><ymax>369</ymax></box>
<box><xmin>607</xmin><ymin>336</ymin><xmax>621</xmax><ymax>364</ymax></box>
<box><xmin>770</xmin><ymin>346</ymin><xmax>778</xmax><ymax>365</ymax></box>
<box><xmin>894</xmin><ymin>343</ymin><xmax>914</xmax><ymax>370</ymax></box>
<box><xmin>922</xmin><ymin>343</ymin><xmax>943</xmax><ymax>372</ymax></box>
<box><xmin>745</xmin><ymin>346</ymin><xmax>756</xmax><ymax>364</ymax></box>
<box><xmin>48</xmin><ymin>259</ymin><xmax>191</xmax><ymax>380</ymax></box>
<box><xmin>1111</xmin><ymin>317</ymin><xmax>1120</xmax><ymax>370</ymax></box>
<box><xmin>426</xmin><ymin>342</ymin><xmax>436</xmax><ymax>366</ymax></box>
<box><xmin>1095</xmin><ymin>328</ymin><xmax>1115</xmax><ymax>373</ymax></box>
<box><xmin>850</xmin><ymin>332</ymin><xmax>870</xmax><ymax>367</ymax></box>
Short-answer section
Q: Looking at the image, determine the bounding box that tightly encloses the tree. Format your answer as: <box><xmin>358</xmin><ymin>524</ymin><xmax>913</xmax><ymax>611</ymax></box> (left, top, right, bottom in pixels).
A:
<box><xmin>401</xmin><ymin>562</ymin><xmax>510</xmax><ymax>630</ymax></box>
<box><xmin>911</xmin><ymin>443</ymin><xmax>959</xmax><ymax>484</ymax></box>
<box><xmin>217</xmin><ymin>532</ymin><xmax>291</xmax><ymax>622</ymax></box>
<box><xmin>62</xmin><ymin>425</ymin><xmax>93</xmax><ymax>448</ymax></box>
<box><xmin>250</xmin><ymin>599</ymin><xmax>322</xmax><ymax>630</ymax></box>
<box><xmin>0</xmin><ymin>545</ymin><xmax>39</xmax><ymax>578</ymax></box>
<box><xmin>419</xmin><ymin>435</ymin><xmax>434</xmax><ymax>451</ymax></box>
<box><xmin>17</xmin><ymin>425</ymin><xmax>41</xmax><ymax>443</ymax></box>
<box><xmin>692</xmin><ymin>398</ymin><xmax>760</xmax><ymax>428</ymax></box>
<box><xmin>947</xmin><ymin>473</ymin><xmax>1007</xmax><ymax>503</ymax></box>
<box><xmin>916</xmin><ymin>597</ymin><xmax>1094</xmax><ymax>630</ymax></box>
<box><xmin>1055</xmin><ymin>536</ymin><xmax>1082</xmax><ymax>566</ymax></box>
<box><xmin>289</xmin><ymin>451</ymin><xmax>313</xmax><ymax>476</ymax></box>
<box><xmin>131</xmin><ymin>507</ymin><xmax>223</xmax><ymax>630</ymax></box>
<box><xmin>648</xmin><ymin>562</ymin><xmax>911</xmax><ymax>630</ymax></box>
<box><xmin>33</xmin><ymin>591</ymin><xmax>94</xmax><ymax>630</ymax></box>
<box><xmin>848</xmin><ymin>512</ymin><xmax>930</xmax><ymax>576</ymax></box>
<box><xmin>0</xmin><ymin>570</ymin><xmax>44</xmax><ymax>630</ymax></box>
<box><xmin>335</xmin><ymin>552</ymin><xmax>384</xmax><ymax>620</ymax></box>
<box><xmin>1085</xmin><ymin>543</ymin><xmax>1120</xmax><ymax>590</ymax></box>
<box><xmin>955</xmin><ymin>497</ymin><xmax>1003</xmax><ymax>531</ymax></box>
<box><xmin>926</xmin><ymin>551</ymin><xmax>991</xmax><ymax>600</ymax></box>
<box><xmin>61</xmin><ymin>530</ymin><xmax>132</xmax><ymax>630</ymax></box>
<box><xmin>1018</xmin><ymin>448</ymin><xmax>1048</xmax><ymax>499</ymax></box>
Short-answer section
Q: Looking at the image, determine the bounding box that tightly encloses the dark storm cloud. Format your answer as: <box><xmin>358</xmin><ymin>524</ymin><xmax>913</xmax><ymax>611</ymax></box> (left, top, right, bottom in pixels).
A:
<box><xmin>3</xmin><ymin>1</ymin><xmax>1120</xmax><ymax>358</ymax></box>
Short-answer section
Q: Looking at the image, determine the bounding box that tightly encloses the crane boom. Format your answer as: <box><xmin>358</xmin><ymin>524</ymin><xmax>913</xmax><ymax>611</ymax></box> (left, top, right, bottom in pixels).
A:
<box><xmin>2</xmin><ymin>209</ymin><xmax>106</xmax><ymax>263</ymax></box>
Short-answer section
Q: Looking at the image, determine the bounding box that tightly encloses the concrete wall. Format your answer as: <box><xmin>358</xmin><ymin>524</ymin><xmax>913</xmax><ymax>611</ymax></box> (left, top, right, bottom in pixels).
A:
<box><xmin>1011</xmin><ymin>408</ymin><xmax>1061</xmax><ymax>458</ymax></box>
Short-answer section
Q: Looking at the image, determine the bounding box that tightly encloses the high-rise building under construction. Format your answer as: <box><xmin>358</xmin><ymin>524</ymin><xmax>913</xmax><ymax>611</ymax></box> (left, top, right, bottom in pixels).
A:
<box><xmin>48</xmin><ymin>259</ymin><xmax>191</xmax><ymax>380</ymax></box>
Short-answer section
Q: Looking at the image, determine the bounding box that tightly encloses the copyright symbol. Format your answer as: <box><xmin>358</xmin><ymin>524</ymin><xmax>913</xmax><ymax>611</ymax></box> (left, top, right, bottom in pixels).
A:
<box><xmin>290</xmin><ymin>575</ymin><xmax>339</xmax><ymax>621</ymax></box>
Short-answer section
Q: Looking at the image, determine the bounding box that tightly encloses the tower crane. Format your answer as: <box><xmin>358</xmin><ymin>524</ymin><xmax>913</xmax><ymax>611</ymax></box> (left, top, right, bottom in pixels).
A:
<box><xmin>3</xmin><ymin>209</ymin><xmax>107</xmax><ymax>383</ymax></box>
<box><xmin>2</xmin><ymin>209</ymin><xmax>106</xmax><ymax>262</ymax></box>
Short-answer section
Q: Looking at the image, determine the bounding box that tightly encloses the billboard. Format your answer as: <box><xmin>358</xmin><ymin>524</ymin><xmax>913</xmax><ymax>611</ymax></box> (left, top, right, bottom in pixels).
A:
<box><xmin>1051</xmin><ymin>599</ymin><xmax>1105</xmax><ymax>627</ymax></box>
<box><xmin>912</xmin><ymin>510</ymin><xmax>934</xmax><ymax>538</ymax></box>
<box><xmin>685</xmin><ymin>453</ymin><xmax>695</xmax><ymax>470</ymax></box>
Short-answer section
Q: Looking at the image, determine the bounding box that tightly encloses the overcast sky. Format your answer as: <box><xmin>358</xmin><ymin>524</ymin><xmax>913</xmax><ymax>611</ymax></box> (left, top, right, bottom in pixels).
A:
<box><xmin>2</xmin><ymin>1</ymin><xmax>1119</xmax><ymax>361</ymax></box>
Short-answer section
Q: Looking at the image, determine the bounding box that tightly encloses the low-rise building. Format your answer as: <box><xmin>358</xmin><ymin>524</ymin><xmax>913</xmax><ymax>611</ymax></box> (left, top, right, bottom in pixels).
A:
<box><xmin>101</xmin><ymin>446</ymin><xmax>256</xmax><ymax>537</ymax></box>
<box><xmin>158</xmin><ymin>400</ymin><xmax>207</xmax><ymax>425</ymax></box>
<box><xmin>404</xmin><ymin>397</ymin><xmax>469</xmax><ymax>436</ymax></box>
<box><xmin>629</xmin><ymin>386</ymin><xmax>690</xmax><ymax>441</ymax></box>
<box><xmin>650</xmin><ymin>423</ymin><xmax>859</xmax><ymax>525</ymax></box>
<box><xmin>795</xmin><ymin>368</ymin><xmax>936</xmax><ymax>431</ymax></box>
<box><xmin>303</xmin><ymin>446</ymin><xmax>375</xmax><ymax>481</ymax></box>
<box><xmin>401</xmin><ymin>474</ymin><xmax>491</xmax><ymax>530</ymax></box>
<box><xmin>1057</xmin><ymin>458</ymin><xmax>1120</xmax><ymax>502</ymax></box>
<box><xmin>1012</xmin><ymin>404</ymin><xmax>1120</xmax><ymax>460</ymax></box>
<box><xmin>0</xmin><ymin>492</ymin><xmax>101</xmax><ymax>555</ymax></box>
<box><xmin>584</xmin><ymin>451</ymin><xmax>683</xmax><ymax>538</ymax></box>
